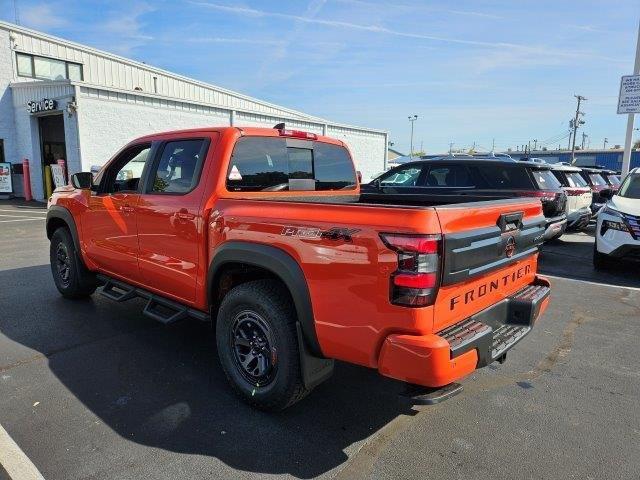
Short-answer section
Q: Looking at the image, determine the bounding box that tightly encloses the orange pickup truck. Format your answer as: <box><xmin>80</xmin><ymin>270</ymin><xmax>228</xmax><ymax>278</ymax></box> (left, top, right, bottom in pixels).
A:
<box><xmin>46</xmin><ymin>126</ymin><xmax>550</xmax><ymax>410</ymax></box>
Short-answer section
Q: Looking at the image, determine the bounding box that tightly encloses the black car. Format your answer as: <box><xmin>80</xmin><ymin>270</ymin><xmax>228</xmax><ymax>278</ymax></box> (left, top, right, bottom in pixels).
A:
<box><xmin>362</xmin><ymin>159</ymin><xmax>567</xmax><ymax>240</ymax></box>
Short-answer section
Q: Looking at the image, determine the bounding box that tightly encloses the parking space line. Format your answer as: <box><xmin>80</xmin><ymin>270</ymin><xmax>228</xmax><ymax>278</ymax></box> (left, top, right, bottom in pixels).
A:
<box><xmin>0</xmin><ymin>219</ymin><xmax>45</xmax><ymax>223</ymax></box>
<box><xmin>0</xmin><ymin>422</ymin><xmax>45</xmax><ymax>480</ymax></box>
<box><xmin>544</xmin><ymin>273</ymin><xmax>640</xmax><ymax>292</ymax></box>
<box><xmin>0</xmin><ymin>210</ymin><xmax>47</xmax><ymax>215</ymax></box>
<box><xmin>0</xmin><ymin>214</ymin><xmax>46</xmax><ymax>219</ymax></box>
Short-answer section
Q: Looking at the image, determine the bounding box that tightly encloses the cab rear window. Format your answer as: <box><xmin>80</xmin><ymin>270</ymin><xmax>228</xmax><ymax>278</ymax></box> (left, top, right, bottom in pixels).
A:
<box><xmin>226</xmin><ymin>137</ymin><xmax>357</xmax><ymax>191</ymax></box>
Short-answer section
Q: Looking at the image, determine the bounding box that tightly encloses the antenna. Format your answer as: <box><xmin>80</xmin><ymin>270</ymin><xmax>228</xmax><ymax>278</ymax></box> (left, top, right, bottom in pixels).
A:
<box><xmin>13</xmin><ymin>0</ymin><xmax>20</xmax><ymax>24</ymax></box>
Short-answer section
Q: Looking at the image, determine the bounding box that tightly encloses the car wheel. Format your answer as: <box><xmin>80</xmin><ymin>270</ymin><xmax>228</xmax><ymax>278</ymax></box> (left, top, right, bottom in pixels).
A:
<box><xmin>216</xmin><ymin>280</ymin><xmax>309</xmax><ymax>411</ymax></box>
<box><xmin>49</xmin><ymin>227</ymin><xmax>97</xmax><ymax>298</ymax></box>
<box><xmin>593</xmin><ymin>240</ymin><xmax>613</xmax><ymax>270</ymax></box>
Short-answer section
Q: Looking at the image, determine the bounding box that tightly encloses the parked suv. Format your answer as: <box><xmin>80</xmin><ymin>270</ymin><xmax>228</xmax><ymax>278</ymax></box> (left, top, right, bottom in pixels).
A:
<box><xmin>363</xmin><ymin>159</ymin><xmax>567</xmax><ymax>240</ymax></box>
<box><xmin>549</xmin><ymin>164</ymin><xmax>592</xmax><ymax>230</ymax></box>
<box><xmin>594</xmin><ymin>168</ymin><xmax>640</xmax><ymax>268</ymax></box>
<box><xmin>579</xmin><ymin>167</ymin><xmax>611</xmax><ymax>215</ymax></box>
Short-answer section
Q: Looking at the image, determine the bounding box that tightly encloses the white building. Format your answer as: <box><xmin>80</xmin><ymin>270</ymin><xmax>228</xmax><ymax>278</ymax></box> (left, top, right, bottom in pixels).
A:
<box><xmin>0</xmin><ymin>21</ymin><xmax>387</xmax><ymax>200</ymax></box>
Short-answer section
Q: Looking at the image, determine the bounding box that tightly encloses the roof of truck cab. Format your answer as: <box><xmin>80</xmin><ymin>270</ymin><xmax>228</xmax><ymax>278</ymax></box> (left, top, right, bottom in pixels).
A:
<box><xmin>133</xmin><ymin>126</ymin><xmax>345</xmax><ymax>146</ymax></box>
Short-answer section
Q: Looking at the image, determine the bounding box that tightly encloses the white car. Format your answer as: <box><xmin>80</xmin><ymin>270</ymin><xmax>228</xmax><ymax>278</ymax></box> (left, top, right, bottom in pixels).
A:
<box><xmin>594</xmin><ymin>168</ymin><xmax>640</xmax><ymax>269</ymax></box>
<box><xmin>550</xmin><ymin>164</ymin><xmax>592</xmax><ymax>230</ymax></box>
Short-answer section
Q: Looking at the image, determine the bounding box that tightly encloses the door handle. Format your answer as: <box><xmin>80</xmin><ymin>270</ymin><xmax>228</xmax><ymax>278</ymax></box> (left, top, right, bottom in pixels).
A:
<box><xmin>176</xmin><ymin>212</ymin><xmax>195</xmax><ymax>220</ymax></box>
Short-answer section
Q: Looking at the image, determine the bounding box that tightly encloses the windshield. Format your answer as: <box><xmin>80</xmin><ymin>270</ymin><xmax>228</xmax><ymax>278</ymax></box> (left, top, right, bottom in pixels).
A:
<box><xmin>532</xmin><ymin>169</ymin><xmax>562</xmax><ymax>189</ymax></box>
<box><xmin>588</xmin><ymin>173</ymin><xmax>607</xmax><ymax>186</ymax></box>
<box><xmin>618</xmin><ymin>173</ymin><xmax>640</xmax><ymax>199</ymax></box>
<box><xmin>607</xmin><ymin>174</ymin><xmax>621</xmax><ymax>186</ymax></box>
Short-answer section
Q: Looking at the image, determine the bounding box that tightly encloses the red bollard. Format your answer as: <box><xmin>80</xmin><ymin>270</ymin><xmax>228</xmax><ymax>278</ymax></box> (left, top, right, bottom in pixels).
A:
<box><xmin>22</xmin><ymin>158</ymin><xmax>32</xmax><ymax>201</ymax></box>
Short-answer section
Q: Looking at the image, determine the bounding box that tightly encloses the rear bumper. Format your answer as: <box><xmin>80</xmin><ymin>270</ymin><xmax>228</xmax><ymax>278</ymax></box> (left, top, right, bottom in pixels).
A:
<box><xmin>567</xmin><ymin>208</ymin><xmax>592</xmax><ymax>229</ymax></box>
<box><xmin>543</xmin><ymin>216</ymin><xmax>567</xmax><ymax>240</ymax></box>
<box><xmin>377</xmin><ymin>276</ymin><xmax>551</xmax><ymax>387</ymax></box>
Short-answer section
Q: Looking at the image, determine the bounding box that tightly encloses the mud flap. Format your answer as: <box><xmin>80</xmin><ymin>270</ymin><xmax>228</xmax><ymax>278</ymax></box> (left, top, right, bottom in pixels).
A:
<box><xmin>296</xmin><ymin>322</ymin><xmax>334</xmax><ymax>390</ymax></box>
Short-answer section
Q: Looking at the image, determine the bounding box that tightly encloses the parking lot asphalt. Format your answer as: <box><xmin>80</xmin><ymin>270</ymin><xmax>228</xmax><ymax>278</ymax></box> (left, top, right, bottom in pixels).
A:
<box><xmin>0</xmin><ymin>200</ymin><xmax>639</xmax><ymax>480</ymax></box>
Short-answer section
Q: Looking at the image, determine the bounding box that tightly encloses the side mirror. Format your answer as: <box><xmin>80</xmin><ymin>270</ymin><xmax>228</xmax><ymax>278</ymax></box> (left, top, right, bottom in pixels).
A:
<box><xmin>372</xmin><ymin>178</ymin><xmax>382</xmax><ymax>190</ymax></box>
<box><xmin>600</xmin><ymin>188</ymin><xmax>614</xmax><ymax>200</ymax></box>
<box><xmin>71</xmin><ymin>172</ymin><xmax>93</xmax><ymax>190</ymax></box>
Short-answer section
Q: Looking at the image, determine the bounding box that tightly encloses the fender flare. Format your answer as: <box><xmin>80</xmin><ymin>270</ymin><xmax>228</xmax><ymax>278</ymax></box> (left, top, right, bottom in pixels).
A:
<box><xmin>46</xmin><ymin>205</ymin><xmax>81</xmax><ymax>252</ymax></box>
<box><xmin>208</xmin><ymin>241</ymin><xmax>323</xmax><ymax>357</ymax></box>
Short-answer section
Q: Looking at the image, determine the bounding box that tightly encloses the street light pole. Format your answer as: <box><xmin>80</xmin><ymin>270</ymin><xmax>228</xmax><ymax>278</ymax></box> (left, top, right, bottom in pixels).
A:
<box><xmin>408</xmin><ymin>115</ymin><xmax>418</xmax><ymax>158</ymax></box>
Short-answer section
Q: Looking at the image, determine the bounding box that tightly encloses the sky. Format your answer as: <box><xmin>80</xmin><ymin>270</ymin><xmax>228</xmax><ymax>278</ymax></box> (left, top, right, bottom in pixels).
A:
<box><xmin>1</xmin><ymin>0</ymin><xmax>639</xmax><ymax>154</ymax></box>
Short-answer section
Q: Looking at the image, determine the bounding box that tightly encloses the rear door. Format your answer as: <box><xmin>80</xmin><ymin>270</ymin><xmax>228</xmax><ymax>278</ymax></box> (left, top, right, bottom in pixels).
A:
<box><xmin>432</xmin><ymin>198</ymin><xmax>546</xmax><ymax>332</ymax></box>
<box><xmin>135</xmin><ymin>134</ymin><xmax>216</xmax><ymax>304</ymax></box>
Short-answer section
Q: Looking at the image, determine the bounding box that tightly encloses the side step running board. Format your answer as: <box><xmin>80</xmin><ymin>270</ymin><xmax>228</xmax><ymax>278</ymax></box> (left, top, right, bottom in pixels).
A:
<box><xmin>97</xmin><ymin>275</ymin><xmax>209</xmax><ymax>325</ymax></box>
<box><xmin>399</xmin><ymin>382</ymin><xmax>463</xmax><ymax>406</ymax></box>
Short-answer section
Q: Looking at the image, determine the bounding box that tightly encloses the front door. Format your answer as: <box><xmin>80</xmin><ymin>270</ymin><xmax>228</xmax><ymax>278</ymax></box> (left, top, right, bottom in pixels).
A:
<box><xmin>82</xmin><ymin>143</ymin><xmax>153</xmax><ymax>283</ymax></box>
<box><xmin>136</xmin><ymin>135</ymin><xmax>214</xmax><ymax>304</ymax></box>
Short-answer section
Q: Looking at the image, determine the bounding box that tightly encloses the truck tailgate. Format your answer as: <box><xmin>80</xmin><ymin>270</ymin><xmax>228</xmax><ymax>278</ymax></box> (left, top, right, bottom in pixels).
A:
<box><xmin>433</xmin><ymin>198</ymin><xmax>546</xmax><ymax>332</ymax></box>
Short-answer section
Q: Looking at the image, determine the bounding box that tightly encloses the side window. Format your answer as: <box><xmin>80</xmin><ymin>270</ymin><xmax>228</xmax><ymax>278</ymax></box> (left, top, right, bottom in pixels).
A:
<box><xmin>424</xmin><ymin>165</ymin><xmax>474</xmax><ymax>187</ymax></box>
<box><xmin>102</xmin><ymin>144</ymin><xmax>152</xmax><ymax>194</ymax></box>
<box><xmin>474</xmin><ymin>165</ymin><xmax>534</xmax><ymax>189</ymax></box>
<box><xmin>151</xmin><ymin>139</ymin><xmax>208</xmax><ymax>194</ymax></box>
<box><xmin>380</xmin><ymin>165</ymin><xmax>423</xmax><ymax>186</ymax></box>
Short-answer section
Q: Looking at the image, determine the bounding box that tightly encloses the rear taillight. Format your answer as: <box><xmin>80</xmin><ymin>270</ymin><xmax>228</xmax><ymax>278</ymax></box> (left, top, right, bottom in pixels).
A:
<box><xmin>278</xmin><ymin>129</ymin><xmax>318</xmax><ymax>140</ymax></box>
<box><xmin>565</xmin><ymin>188</ymin><xmax>590</xmax><ymax>196</ymax></box>
<box><xmin>380</xmin><ymin>233</ymin><xmax>441</xmax><ymax>307</ymax></box>
<box><xmin>513</xmin><ymin>190</ymin><xmax>555</xmax><ymax>202</ymax></box>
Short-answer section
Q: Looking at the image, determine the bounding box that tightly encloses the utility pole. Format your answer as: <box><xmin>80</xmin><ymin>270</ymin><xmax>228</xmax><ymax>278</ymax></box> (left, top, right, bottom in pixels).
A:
<box><xmin>571</xmin><ymin>95</ymin><xmax>587</xmax><ymax>164</ymax></box>
<box><xmin>603</xmin><ymin>137</ymin><xmax>608</xmax><ymax>149</ymax></box>
<box><xmin>449</xmin><ymin>142</ymin><xmax>454</xmax><ymax>155</ymax></box>
<box><xmin>568</xmin><ymin>123</ymin><xmax>573</xmax><ymax>150</ymax></box>
<box><xmin>622</xmin><ymin>19</ymin><xmax>640</xmax><ymax>175</ymax></box>
<box><xmin>491</xmin><ymin>138</ymin><xmax>496</xmax><ymax>153</ymax></box>
<box><xmin>533</xmin><ymin>139</ymin><xmax>538</xmax><ymax>151</ymax></box>
<box><xmin>581</xmin><ymin>132</ymin><xmax>588</xmax><ymax>150</ymax></box>
<box><xmin>408</xmin><ymin>115</ymin><xmax>418</xmax><ymax>158</ymax></box>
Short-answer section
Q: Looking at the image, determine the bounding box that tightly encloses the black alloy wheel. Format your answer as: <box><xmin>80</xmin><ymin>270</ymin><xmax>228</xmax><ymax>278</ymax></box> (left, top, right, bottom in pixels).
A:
<box><xmin>229</xmin><ymin>310</ymin><xmax>278</xmax><ymax>386</ymax></box>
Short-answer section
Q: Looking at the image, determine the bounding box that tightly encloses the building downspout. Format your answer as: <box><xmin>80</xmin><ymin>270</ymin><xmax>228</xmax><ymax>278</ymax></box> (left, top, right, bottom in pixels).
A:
<box><xmin>73</xmin><ymin>84</ymin><xmax>83</xmax><ymax>172</ymax></box>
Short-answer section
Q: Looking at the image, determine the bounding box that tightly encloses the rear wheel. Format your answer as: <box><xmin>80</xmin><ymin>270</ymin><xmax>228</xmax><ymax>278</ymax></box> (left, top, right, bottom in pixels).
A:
<box><xmin>49</xmin><ymin>227</ymin><xmax>97</xmax><ymax>298</ymax></box>
<box><xmin>216</xmin><ymin>280</ymin><xmax>309</xmax><ymax>411</ymax></box>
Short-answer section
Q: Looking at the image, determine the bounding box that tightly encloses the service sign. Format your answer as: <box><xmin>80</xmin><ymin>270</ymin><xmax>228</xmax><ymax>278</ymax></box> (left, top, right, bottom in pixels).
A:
<box><xmin>0</xmin><ymin>162</ymin><xmax>13</xmax><ymax>193</ymax></box>
<box><xmin>26</xmin><ymin>98</ymin><xmax>57</xmax><ymax>114</ymax></box>
<box><xmin>617</xmin><ymin>75</ymin><xmax>640</xmax><ymax>114</ymax></box>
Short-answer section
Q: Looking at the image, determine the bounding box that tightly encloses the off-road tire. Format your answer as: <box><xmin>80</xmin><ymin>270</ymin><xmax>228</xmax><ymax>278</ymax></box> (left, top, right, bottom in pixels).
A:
<box><xmin>216</xmin><ymin>280</ymin><xmax>309</xmax><ymax>411</ymax></box>
<box><xmin>50</xmin><ymin>227</ymin><xmax>97</xmax><ymax>298</ymax></box>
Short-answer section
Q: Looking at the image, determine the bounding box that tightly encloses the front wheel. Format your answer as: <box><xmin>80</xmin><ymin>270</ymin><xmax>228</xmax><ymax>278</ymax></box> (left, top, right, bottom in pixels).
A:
<box><xmin>50</xmin><ymin>227</ymin><xmax>97</xmax><ymax>298</ymax></box>
<box><xmin>593</xmin><ymin>240</ymin><xmax>614</xmax><ymax>270</ymax></box>
<box><xmin>216</xmin><ymin>280</ymin><xmax>309</xmax><ymax>411</ymax></box>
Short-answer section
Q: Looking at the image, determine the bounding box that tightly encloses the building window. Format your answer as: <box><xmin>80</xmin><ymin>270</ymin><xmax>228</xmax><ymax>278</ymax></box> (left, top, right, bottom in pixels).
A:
<box><xmin>16</xmin><ymin>53</ymin><xmax>33</xmax><ymax>77</ymax></box>
<box><xmin>15</xmin><ymin>52</ymin><xmax>83</xmax><ymax>81</ymax></box>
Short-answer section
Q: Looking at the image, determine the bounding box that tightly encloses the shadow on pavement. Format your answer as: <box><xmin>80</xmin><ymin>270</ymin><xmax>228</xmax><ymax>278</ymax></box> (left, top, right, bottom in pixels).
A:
<box><xmin>0</xmin><ymin>264</ymin><xmax>414</xmax><ymax>478</ymax></box>
<box><xmin>539</xmin><ymin>230</ymin><xmax>640</xmax><ymax>289</ymax></box>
